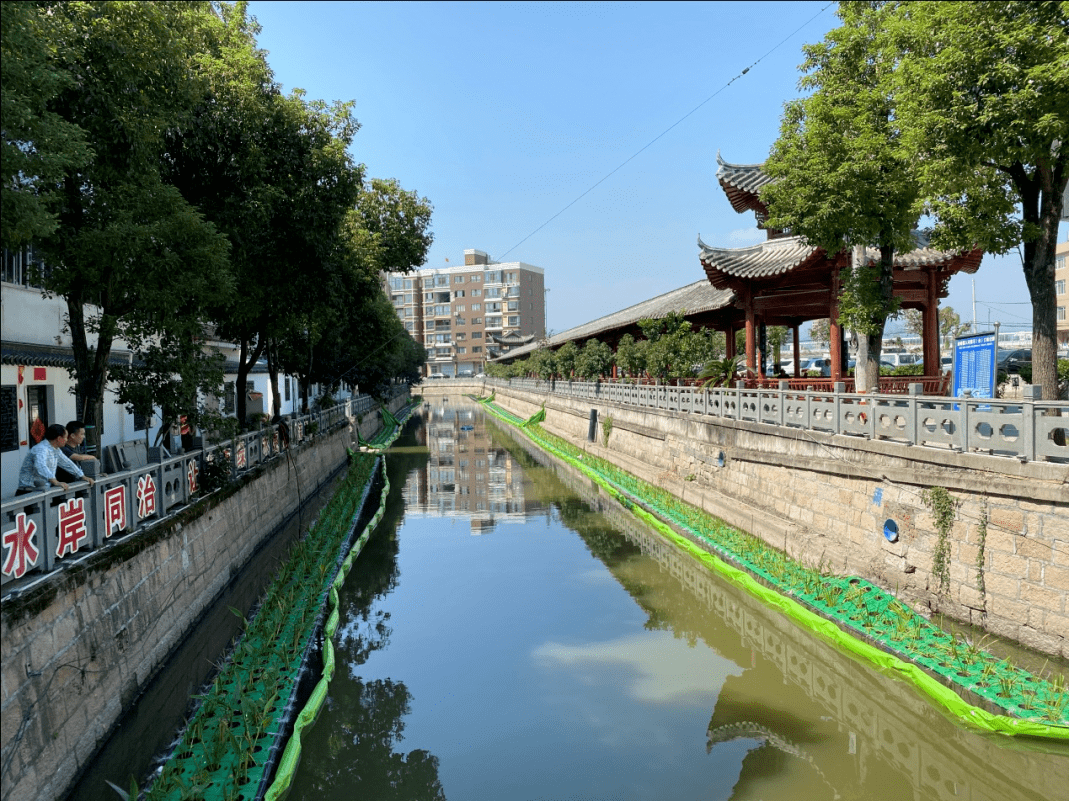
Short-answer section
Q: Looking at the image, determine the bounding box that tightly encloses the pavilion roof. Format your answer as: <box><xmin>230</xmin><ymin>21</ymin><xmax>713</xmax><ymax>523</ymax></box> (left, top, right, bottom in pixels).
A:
<box><xmin>698</xmin><ymin>235</ymin><xmax>821</xmax><ymax>288</ymax></box>
<box><xmin>716</xmin><ymin>154</ymin><xmax>774</xmax><ymax>214</ymax></box>
<box><xmin>698</xmin><ymin>232</ymin><xmax>981</xmax><ymax>291</ymax></box>
<box><xmin>491</xmin><ymin>280</ymin><xmax>734</xmax><ymax>362</ymax></box>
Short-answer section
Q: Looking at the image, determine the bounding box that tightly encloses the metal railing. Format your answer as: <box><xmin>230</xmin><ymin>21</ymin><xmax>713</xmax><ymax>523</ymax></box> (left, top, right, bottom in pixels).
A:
<box><xmin>489</xmin><ymin>377</ymin><xmax>1069</xmax><ymax>465</ymax></box>
<box><xmin>1</xmin><ymin>389</ymin><xmax>408</xmax><ymax>588</ymax></box>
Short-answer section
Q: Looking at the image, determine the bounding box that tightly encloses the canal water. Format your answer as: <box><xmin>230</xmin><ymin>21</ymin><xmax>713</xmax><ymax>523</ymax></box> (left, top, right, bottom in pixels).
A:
<box><xmin>284</xmin><ymin>399</ymin><xmax>1068</xmax><ymax>801</ymax></box>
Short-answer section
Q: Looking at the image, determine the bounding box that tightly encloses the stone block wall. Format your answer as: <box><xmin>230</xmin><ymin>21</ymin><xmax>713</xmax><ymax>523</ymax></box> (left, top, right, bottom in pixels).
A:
<box><xmin>480</xmin><ymin>384</ymin><xmax>1068</xmax><ymax>658</ymax></box>
<box><xmin>1</xmin><ymin>424</ymin><xmax>353</xmax><ymax>801</ymax></box>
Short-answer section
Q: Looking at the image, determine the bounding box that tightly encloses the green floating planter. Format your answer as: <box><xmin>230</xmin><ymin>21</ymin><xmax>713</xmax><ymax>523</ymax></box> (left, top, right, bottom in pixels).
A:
<box><xmin>145</xmin><ymin>452</ymin><xmax>384</xmax><ymax>800</ymax></box>
<box><xmin>478</xmin><ymin>399</ymin><xmax>1068</xmax><ymax>740</ymax></box>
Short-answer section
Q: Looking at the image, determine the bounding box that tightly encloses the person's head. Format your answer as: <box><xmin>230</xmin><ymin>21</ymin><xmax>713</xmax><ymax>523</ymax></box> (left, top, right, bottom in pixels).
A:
<box><xmin>66</xmin><ymin>420</ymin><xmax>86</xmax><ymax>446</ymax></box>
<box><xmin>44</xmin><ymin>423</ymin><xmax>68</xmax><ymax>445</ymax></box>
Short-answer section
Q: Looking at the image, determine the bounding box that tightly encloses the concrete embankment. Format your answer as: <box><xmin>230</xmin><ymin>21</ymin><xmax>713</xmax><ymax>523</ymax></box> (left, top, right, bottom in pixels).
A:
<box><xmin>431</xmin><ymin>381</ymin><xmax>1067</xmax><ymax>659</ymax></box>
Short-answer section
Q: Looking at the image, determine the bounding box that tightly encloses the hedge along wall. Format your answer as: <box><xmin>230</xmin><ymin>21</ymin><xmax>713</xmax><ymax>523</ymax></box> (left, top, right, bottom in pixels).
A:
<box><xmin>454</xmin><ymin>384</ymin><xmax>1068</xmax><ymax>659</ymax></box>
<box><xmin>1</xmin><ymin>422</ymin><xmax>357</xmax><ymax>801</ymax></box>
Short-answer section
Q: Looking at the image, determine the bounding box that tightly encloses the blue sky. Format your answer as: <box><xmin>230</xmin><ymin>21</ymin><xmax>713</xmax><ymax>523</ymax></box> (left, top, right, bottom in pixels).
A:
<box><xmin>249</xmin><ymin>0</ymin><xmax>1045</xmax><ymax>339</ymax></box>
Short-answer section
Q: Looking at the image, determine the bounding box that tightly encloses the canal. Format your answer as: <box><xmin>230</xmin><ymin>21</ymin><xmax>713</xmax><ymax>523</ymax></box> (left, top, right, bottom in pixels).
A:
<box><xmin>284</xmin><ymin>399</ymin><xmax>1068</xmax><ymax>801</ymax></box>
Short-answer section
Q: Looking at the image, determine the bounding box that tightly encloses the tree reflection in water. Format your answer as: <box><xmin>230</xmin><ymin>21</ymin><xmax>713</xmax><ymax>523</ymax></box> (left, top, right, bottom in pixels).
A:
<box><xmin>288</xmin><ymin>431</ymin><xmax>446</xmax><ymax>801</ymax></box>
<box><xmin>298</xmin><ymin>676</ymin><xmax>445</xmax><ymax>801</ymax></box>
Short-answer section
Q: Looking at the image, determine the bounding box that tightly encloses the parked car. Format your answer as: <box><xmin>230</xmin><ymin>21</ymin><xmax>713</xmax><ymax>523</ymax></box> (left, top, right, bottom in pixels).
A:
<box><xmin>880</xmin><ymin>353</ymin><xmax>921</xmax><ymax>369</ymax></box>
<box><xmin>799</xmin><ymin>357</ymin><xmax>832</xmax><ymax>377</ymax></box>
<box><xmin>997</xmin><ymin>348</ymin><xmax>1031</xmax><ymax>374</ymax></box>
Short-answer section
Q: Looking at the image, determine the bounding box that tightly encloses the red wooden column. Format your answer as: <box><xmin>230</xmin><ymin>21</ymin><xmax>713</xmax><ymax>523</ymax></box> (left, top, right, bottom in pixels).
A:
<box><xmin>923</xmin><ymin>268</ymin><xmax>940</xmax><ymax>374</ymax></box>
<box><xmin>792</xmin><ymin>325</ymin><xmax>801</xmax><ymax>377</ymax></box>
<box><xmin>829</xmin><ymin>263</ymin><xmax>843</xmax><ymax>380</ymax></box>
<box><xmin>726</xmin><ymin>324</ymin><xmax>736</xmax><ymax>361</ymax></box>
<box><xmin>744</xmin><ymin>287</ymin><xmax>756</xmax><ymax>376</ymax></box>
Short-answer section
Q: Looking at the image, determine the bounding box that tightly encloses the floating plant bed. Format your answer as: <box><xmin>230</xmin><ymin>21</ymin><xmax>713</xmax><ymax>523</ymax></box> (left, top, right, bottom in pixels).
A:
<box><xmin>142</xmin><ymin>451</ymin><xmax>385</xmax><ymax>800</ymax></box>
<box><xmin>476</xmin><ymin>396</ymin><xmax>1069</xmax><ymax>739</ymax></box>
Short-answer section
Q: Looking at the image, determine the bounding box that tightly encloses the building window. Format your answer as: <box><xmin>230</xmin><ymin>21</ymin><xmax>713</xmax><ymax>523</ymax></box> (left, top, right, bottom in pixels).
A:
<box><xmin>436</xmin><ymin>275</ymin><xmax>449</xmax><ymax>287</ymax></box>
<box><xmin>472</xmin><ymin>317</ymin><xmax>482</xmax><ymax>324</ymax></box>
<box><xmin>455</xmin><ymin>317</ymin><xmax>466</xmax><ymax>325</ymax></box>
<box><xmin>1059</xmin><ymin>306</ymin><xmax>1066</xmax><ymax>321</ymax></box>
<box><xmin>472</xmin><ymin>331</ymin><xmax>482</xmax><ymax>339</ymax></box>
<box><xmin>1058</xmin><ymin>255</ymin><xmax>1066</xmax><ymax>270</ymax></box>
<box><xmin>0</xmin><ymin>386</ymin><xmax>18</xmax><ymax>453</ymax></box>
<box><xmin>471</xmin><ymin>274</ymin><xmax>481</xmax><ymax>283</ymax></box>
<box><xmin>425</xmin><ymin>320</ymin><xmax>434</xmax><ymax>330</ymax></box>
<box><xmin>456</xmin><ymin>333</ymin><xmax>466</xmax><ymax>341</ymax></box>
<box><xmin>471</xmin><ymin>289</ymin><xmax>481</xmax><ymax>296</ymax></box>
<box><xmin>405</xmin><ymin>321</ymin><xmax>414</xmax><ymax>331</ymax></box>
<box><xmin>1058</xmin><ymin>279</ymin><xmax>1066</xmax><ymax>295</ymax></box>
<box><xmin>454</xmin><ymin>275</ymin><xmax>465</xmax><ymax>283</ymax></box>
<box><xmin>455</xmin><ymin>304</ymin><xmax>465</xmax><ymax>312</ymax></box>
<box><xmin>454</xmin><ymin>290</ymin><xmax>465</xmax><ymax>298</ymax></box>
<box><xmin>472</xmin><ymin>346</ymin><xmax>482</xmax><ymax>353</ymax></box>
<box><xmin>508</xmin><ymin>316</ymin><xmax>520</xmax><ymax>326</ymax></box>
<box><xmin>389</xmin><ymin>277</ymin><xmax>403</xmax><ymax>290</ymax></box>
<box><xmin>457</xmin><ymin>347</ymin><xmax>467</xmax><ymax>354</ymax></box>
<box><xmin>133</xmin><ymin>406</ymin><xmax>152</xmax><ymax>432</ymax></box>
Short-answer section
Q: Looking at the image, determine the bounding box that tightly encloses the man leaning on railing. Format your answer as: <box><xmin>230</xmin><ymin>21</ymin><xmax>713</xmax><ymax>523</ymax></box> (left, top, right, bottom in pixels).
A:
<box><xmin>15</xmin><ymin>423</ymin><xmax>96</xmax><ymax>495</ymax></box>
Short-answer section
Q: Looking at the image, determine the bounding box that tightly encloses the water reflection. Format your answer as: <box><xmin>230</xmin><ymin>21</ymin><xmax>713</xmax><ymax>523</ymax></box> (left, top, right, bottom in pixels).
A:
<box><xmin>503</xmin><ymin>417</ymin><xmax>1069</xmax><ymax>801</ymax></box>
<box><xmin>403</xmin><ymin>403</ymin><xmax>547</xmax><ymax>532</ymax></box>
<box><xmin>287</xmin><ymin>401</ymin><xmax>1067</xmax><ymax>801</ymax></box>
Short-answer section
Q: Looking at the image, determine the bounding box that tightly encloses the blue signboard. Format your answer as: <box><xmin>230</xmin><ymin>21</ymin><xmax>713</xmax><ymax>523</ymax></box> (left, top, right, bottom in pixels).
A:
<box><xmin>953</xmin><ymin>332</ymin><xmax>997</xmax><ymax>401</ymax></box>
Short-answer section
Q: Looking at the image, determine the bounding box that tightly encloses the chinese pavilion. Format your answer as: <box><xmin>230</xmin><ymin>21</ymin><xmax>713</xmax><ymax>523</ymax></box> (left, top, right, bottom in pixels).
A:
<box><xmin>700</xmin><ymin>155</ymin><xmax>982</xmax><ymax>388</ymax></box>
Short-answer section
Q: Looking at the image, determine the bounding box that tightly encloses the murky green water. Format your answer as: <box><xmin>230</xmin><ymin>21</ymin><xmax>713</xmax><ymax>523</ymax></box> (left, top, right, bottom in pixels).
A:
<box><xmin>286</xmin><ymin>400</ymin><xmax>1068</xmax><ymax>801</ymax></box>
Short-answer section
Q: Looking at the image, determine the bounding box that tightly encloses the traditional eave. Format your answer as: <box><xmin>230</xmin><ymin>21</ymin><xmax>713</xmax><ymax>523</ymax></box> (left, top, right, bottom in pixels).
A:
<box><xmin>1</xmin><ymin>341</ymin><xmax>135</xmax><ymax>369</ymax></box>
<box><xmin>698</xmin><ymin>235</ymin><xmax>824</xmax><ymax>289</ymax></box>
<box><xmin>716</xmin><ymin>153</ymin><xmax>773</xmax><ymax>215</ymax></box>
<box><xmin>489</xmin><ymin>332</ymin><xmax>537</xmax><ymax>346</ymax></box>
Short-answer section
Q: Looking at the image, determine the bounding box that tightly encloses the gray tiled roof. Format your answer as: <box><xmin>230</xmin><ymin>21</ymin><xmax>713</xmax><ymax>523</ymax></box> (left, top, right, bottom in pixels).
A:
<box><xmin>716</xmin><ymin>154</ymin><xmax>774</xmax><ymax>213</ymax></box>
<box><xmin>492</xmin><ymin>280</ymin><xmax>734</xmax><ymax>362</ymax></box>
<box><xmin>1</xmin><ymin>341</ymin><xmax>134</xmax><ymax>368</ymax></box>
<box><xmin>698</xmin><ymin>235</ymin><xmax>820</xmax><ymax>282</ymax></box>
<box><xmin>698</xmin><ymin>233</ymin><xmax>981</xmax><ymax>284</ymax></box>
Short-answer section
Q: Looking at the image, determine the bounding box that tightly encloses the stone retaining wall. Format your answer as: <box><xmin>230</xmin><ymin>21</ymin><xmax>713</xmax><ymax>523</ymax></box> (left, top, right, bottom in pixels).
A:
<box><xmin>469</xmin><ymin>384</ymin><xmax>1068</xmax><ymax>658</ymax></box>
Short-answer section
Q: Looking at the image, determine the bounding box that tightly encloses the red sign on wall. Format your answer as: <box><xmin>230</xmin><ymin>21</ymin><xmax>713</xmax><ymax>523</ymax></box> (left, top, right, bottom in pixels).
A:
<box><xmin>33</xmin><ymin>367</ymin><xmax>47</xmax><ymax>381</ymax></box>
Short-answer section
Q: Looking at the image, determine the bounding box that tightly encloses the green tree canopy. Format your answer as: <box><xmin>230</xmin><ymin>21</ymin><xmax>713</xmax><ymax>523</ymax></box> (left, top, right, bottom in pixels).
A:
<box><xmin>1</xmin><ymin>2</ymin><xmax>90</xmax><ymax>248</ymax></box>
<box><xmin>763</xmin><ymin>1</ymin><xmax>920</xmax><ymax>385</ymax></box>
<box><xmin>889</xmin><ymin>0</ymin><xmax>1068</xmax><ymax>398</ymax></box>
<box><xmin>29</xmin><ymin>1</ymin><xmax>235</xmax><ymax>450</ymax></box>
<box><xmin>575</xmin><ymin>339</ymin><xmax>614</xmax><ymax>381</ymax></box>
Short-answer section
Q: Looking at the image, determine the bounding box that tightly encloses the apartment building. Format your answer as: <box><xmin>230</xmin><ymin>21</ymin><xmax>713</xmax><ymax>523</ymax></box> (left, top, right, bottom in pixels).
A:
<box><xmin>1057</xmin><ymin>234</ymin><xmax>1068</xmax><ymax>349</ymax></box>
<box><xmin>386</xmin><ymin>249</ymin><xmax>546</xmax><ymax>377</ymax></box>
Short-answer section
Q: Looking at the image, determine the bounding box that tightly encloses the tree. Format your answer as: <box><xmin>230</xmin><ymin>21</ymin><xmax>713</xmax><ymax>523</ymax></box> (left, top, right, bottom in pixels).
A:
<box><xmin>638</xmin><ymin>311</ymin><xmax>692</xmax><ymax>382</ymax></box>
<box><xmin>1</xmin><ymin>2</ymin><xmax>89</xmax><ymax>248</ymax></box>
<box><xmin>613</xmin><ymin>333</ymin><xmax>646</xmax><ymax>379</ymax></box>
<box><xmin>889</xmin><ymin>1</ymin><xmax>1069</xmax><ymax>399</ymax></box>
<box><xmin>35</xmin><ymin>2</ymin><xmax>234</xmax><ymax>452</ymax></box>
<box><xmin>575</xmin><ymin>339</ymin><xmax>614</xmax><ymax>381</ymax></box>
<box><xmin>763</xmin><ymin>1</ymin><xmax>920</xmax><ymax>389</ymax></box>
<box><xmin>808</xmin><ymin>318</ymin><xmax>832</xmax><ymax>349</ymax></box>
<box><xmin>903</xmin><ymin>306</ymin><xmax>970</xmax><ymax>350</ymax></box>
<box><xmin>554</xmin><ymin>341</ymin><xmax>579</xmax><ymax>379</ymax></box>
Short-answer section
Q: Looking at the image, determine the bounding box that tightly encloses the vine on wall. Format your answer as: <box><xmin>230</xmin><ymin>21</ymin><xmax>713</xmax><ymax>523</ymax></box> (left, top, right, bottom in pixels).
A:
<box><xmin>602</xmin><ymin>414</ymin><xmax>613</xmax><ymax>447</ymax></box>
<box><xmin>921</xmin><ymin>486</ymin><xmax>956</xmax><ymax>595</ymax></box>
<box><xmin>976</xmin><ymin>499</ymin><xmax>988</xmax><ymax>608</ymax></box>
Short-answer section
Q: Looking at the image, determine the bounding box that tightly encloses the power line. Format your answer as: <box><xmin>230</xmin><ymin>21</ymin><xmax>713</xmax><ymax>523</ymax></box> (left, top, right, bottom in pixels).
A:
<box><xmin>494</xmin><ymin>2</ymin><xmax>837</xmax><ymax>262</ymax></box>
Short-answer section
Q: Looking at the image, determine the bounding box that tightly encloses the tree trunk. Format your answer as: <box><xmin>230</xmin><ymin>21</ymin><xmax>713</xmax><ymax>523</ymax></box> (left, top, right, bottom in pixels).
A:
<box><xmin>266</xmin><ymin>340</ymin><xmax>282</xmax><ymax>420</ymax></box>
<box><xmin>236</xmin><ymin>335</ymin><xmax>266</xmax><ymax>428</ymax></box>
<box><xmin>67</xmin><ymin>295</ymin><xmax>114</xmax><ymax>457</ymax></box>
<box><xmin>1018</xmin><ymin>158</ymin><xmax>1067</xmax><ymax>401</ymax></box>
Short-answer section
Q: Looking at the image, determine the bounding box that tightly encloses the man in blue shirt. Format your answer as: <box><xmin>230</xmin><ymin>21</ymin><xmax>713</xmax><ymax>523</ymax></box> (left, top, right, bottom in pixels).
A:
<box><xmin>16</xmin><ymin>423</ymin><xmax>96</xmax><ymax>495</ymax></box>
